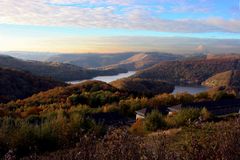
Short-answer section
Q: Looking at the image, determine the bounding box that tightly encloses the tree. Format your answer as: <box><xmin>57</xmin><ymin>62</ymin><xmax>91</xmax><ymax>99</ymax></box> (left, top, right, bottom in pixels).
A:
<box><xmin>150</xmin><ymin>93</ymin><xmax>176</xmax><ymax>108</ymax></box>
<box><xmin>175</xmin><ymin>92</ymin><xmax>194</xmax><ymax>104</ymax></box>
<box><xmin>172</xmin><ymin>108</ymin><xmax>200</xmax><ymax>126</ymax></box>
<box><xmin>144</xmin><ymin>110</ymin><xmax>166</xmax><ymax>131</ymax></box>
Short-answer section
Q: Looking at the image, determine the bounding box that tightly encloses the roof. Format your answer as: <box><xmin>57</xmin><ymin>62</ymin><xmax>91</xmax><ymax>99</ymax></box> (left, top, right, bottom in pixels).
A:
<box><xmin>168</xmin><ymin>104</ymin><xmax>182</xmax><ymax>112</ymax></box>
<box><xmin>168</xmin><ymin>99</ymin><xmax>240</xmax><ymax>115</ymax></box>
<box><xmin>136</xmin><ymin>106</ymin><xmax>171</xmax><ymax>117</ymax></box>
<box><xmin>135</xmin><ymin>108</ymin><xmax>151</xmax><ymax>117</ymax></box>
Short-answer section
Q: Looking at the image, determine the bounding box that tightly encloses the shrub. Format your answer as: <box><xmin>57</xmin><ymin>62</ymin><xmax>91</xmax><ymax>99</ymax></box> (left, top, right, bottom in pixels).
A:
<box><xmin>150</xmin><ymin>93</ymin><xmax>176</xmax><ymax>108</ymax></box>
<box><xmin>68</xmin><ymin>104</ymin><xmax>92</xmax><ymax>115</ymax></box>
<box><xmin>119</xmin><ymin>97</ymin><xmax>148</xmax><ymax>117</ymax></box>
<box><xmin>26</xmin><ymin>115</ymin><xmax>42</xmax><ymax>125</ymax></box>
<box><xmin>175</xmin><ymin>92</ymin><xmax>194</xmax><ymax>104</ymax></box>
<box><xmin>129</xmin><ymin>119</ymin><xmax>146</xmax><ymax>135</ymax></box>
<box><xmin>195</xmin><ymin>92</ymin><xmax>209</xmax><ymax>101</ymax></box>
<box><xmin>102</xmin><ymin>104</ymin><xmax>119</xmax><ymax>113</ymax></box>
<box><xmin>0</xmin><ymin>110</ymin><xmax>5</xmax><ymax>117</ymax></box>
<box><xmin>20</xmin><ymin>107</ymin><xmax>42</xmax><ymax>118</ymax></box>
<box><xmin>67</xmin><ymin>94</ymin><xmax>81</xmax><ymax>105</ymax></box>
<box><xmin>144</xmin><ymin>110</ymin><xmax>166</xmax><ymax>131</ymax></box>
<box><xmin>170</xmin><ymin>108</ymin><xmax>200</xmax><ymax>127</ymax></box>
<box><xmin>200</xmin><ymin>107</ymin><xmax>212</xmax><ymax>121</ymax></box>
<box><xmin>173</xmin><ymin>117</ymin><xmax>240</xmax><ymax>160</ymax></box>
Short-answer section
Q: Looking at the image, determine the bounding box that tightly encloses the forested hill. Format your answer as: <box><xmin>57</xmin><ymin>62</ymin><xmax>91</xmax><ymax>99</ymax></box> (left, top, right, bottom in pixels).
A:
<box><xmin>46</xmin><ymin>52</ymin><xmax>183</xmax><ymax>71</ymax></box>
<box><xmin>133</xmin><ymin>58</ymin><xmax>240</xmax><ymax>85</ymax></box>
<box><xmin>47</xmin><ymin>53</ymin><xmax>135</xmax><ymax>68</ymax></box>
<box><xmin>0</xmin><ymin>67</ymin><xmax>66</xmax><ymax>103</ymax></box>
<box><xmin>111</xmin><ymin>78</ymin><xmax>174</xmax><ymax>96</ymax></box>
<box><xmin>98</xmin><ymin>52</ymin><xmax>183</xmax><ymax>71</ymax></box>
<box><xmin>0</xmin><ymin>55</ymin><xmax>126</xmax><ymax>81</ymax></box>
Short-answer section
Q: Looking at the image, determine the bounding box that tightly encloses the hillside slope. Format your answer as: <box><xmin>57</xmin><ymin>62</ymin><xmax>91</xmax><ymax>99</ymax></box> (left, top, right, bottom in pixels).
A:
<box><xmin>202</xmin><ymin>70</ymin><xmax>240</xmax><ymax>88</ymax></box>
<box><xmin>206</xmin><ymin>53</ymin><xmax>240</xmax><ymax>60</ymax></box>
<box><xmin>111</xmin><ymin>78</ymin><xmax>174</xmax><ymax>95</ymax></box>
<box><xmin>47</xmin><ymin>53</ymin><xmax>135</xmax><ymax>68</ymax></box>
<box><xmin>0</xmin><ymin>55</ymin><xmax>125</xmax><ymax>81</ymax></box>
<box><xmin>103</xmin><ymin>52</ymin><xmax>183</xmax><ymax>71</ymax></box>
<box><xmin>0</xmin><ymin>80</ymin><xmax>127</xmax><ymax>108</ymax></box>
<box><xmin>0</xmin><ymin>68</ymin><xmax>66</xmax><ymax>103</ymax></box>
<box><xmin>47</xmin><ymin>52</ymin><xmax>183</xmax><ymax>70</ymax></box>
<box><xmin>134</xmin><ymin>59</ymin><xmax>240</xmax><ymax>85</ymax></box>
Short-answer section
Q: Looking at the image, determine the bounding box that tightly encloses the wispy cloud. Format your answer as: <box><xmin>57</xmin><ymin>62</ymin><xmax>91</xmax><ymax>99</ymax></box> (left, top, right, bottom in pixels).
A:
<box><xmin>49</xmin><ymin>0</ymin><xmax>134</xmax><ymax>6</ymax></box>
<box><xmin>0</xmin><ymin>0</ymin><xmax>239</xmax><ymax>33</ymax></box>
<box><xmin>171</xmin><ymin>4</ymin><xmax>210</xmax><ymax>13</ymax></box>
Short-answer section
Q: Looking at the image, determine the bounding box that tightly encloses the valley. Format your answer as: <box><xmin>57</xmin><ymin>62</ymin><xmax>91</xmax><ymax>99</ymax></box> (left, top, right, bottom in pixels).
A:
<box><xmin>0</xmin><ymin>52</ymin><xmax>239</xmax><ymax>159</ymax></box>
<box><xmin>1</xmin><ymin>1</ymin><xmax>239</xmax><ymax>159</ymax></box>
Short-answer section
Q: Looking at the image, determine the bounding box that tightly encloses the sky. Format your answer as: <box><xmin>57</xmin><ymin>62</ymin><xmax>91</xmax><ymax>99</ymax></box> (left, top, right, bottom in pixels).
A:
<box><xmin>0</xmin><ymin>0</ymin><xmax>240</xmax><ymax>54</ymax></box>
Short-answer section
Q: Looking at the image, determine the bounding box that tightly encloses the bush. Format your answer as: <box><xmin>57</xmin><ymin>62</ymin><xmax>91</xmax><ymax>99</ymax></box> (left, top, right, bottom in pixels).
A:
<box><xmin>129</xmin><ymin>119</ymin><xmax>146</xmax><ymax>135</ymax></box>
<box><xmin>119</xmin><ymin>97</ymin><xmax>148</xmax><ymax>117</ymax></box>
<box><xmin>0</xmin><ymin>106</ymin><xmax>105</xmax><ymax>158</ymax></box>
<box><xmin>0</xmin><ymin>110</ymin><xmax>5</xmax><ymax>117</ymax></box>
<box><xmin>170</xmin><ymin>108</ymin><xmax>200</xmax><ymax>127</ymax></box>
<box><xmin>195</xmin><ymin>92</ymin><xmax>209</xmax><ymax>101</ymax></box>
<box><xmin>144</xmin><ymin>110</ymin><xmax>166</xmax><ymax>131</ymax></box>
<box><xmin>175</xmin><ymin>92</ymin><xmax>194</xmax><ymax>104</ymax></box>
<box><xmin>67</xmin><ymin>94</ymin><xmax>82</xmax><ymax>105</ymax></box>
<box><xmin>150</xmin><ymin>93</ymin><xmax>176</xmax><ymax>108</ymax></box>
<box><xmin>20</xmin><ymin>107</ymin><xmax>42</xmax><ymax>118</ymax></box>
<box><xmin>102</xmin><ymin>104</ymin><xmax>119</xmax><ymax>113</ymax></box>
<box><xmin>200</xmin><ymin>107</ymin><xmax>212</xmax><ymax>121</ymax></box>
<box><xmin>173</xmin><ymin>117</ymin><xmax>240</xmax><ymax>160</ymax></box>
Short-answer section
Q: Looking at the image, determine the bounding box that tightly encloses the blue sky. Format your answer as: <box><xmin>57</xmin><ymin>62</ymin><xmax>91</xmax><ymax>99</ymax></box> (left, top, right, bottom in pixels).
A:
<box><xmin>0</xmin><ymin>0</ymin><xmax>239</xmax><ymax>53</ymax></box>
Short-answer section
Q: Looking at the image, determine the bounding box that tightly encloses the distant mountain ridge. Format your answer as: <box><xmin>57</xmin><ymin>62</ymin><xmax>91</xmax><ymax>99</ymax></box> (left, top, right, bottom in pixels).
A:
<box><xmin>1</xmin><ymin>52</ymin><xmax>214</xmax><ymax>72</ymax></box>
<box><xmin>47</xmin><ymin>52</ymin><xmax>184</xmax><ymax>70</ymax></box>
<box><xmin>47</xmin><ymin>53</ymin><xmax>136</xmax><ymax>68</ymax></box>
<box><xmin>206</xmin><ymin>53</ymin><xmax>240</xmax><ymax>60</ymax></box>
<box><xmin>0</xmin><ymin>55</ymin><xmax>98</xmax><ymax>81</ymax></box>
<box><xmin>0</xmin><ymin>51</ymin><xmax>56</xmax><ymax>61</ymax></box>
<box><xmin>98</xmin><ymin>52</ymin><xmax>184</xmax><ymax>71</ymax></box>
<box><xmin>0</xmin><ymin>55</ymin><xmax>127</xmax><ymax>81</ymax></box>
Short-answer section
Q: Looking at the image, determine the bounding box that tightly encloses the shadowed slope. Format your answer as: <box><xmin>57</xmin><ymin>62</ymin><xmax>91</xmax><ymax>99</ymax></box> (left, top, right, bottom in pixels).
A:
<box><xmin>0</xmin><ymin>68</ymin><xmax>66</xmax><ymax>103</ymax></box>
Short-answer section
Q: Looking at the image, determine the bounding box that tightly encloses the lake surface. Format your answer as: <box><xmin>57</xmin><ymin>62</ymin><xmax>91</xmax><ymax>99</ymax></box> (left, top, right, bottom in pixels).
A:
<box><xmin>173</xmin><ymin>86</ymin><xmax>209</xmax><ymax>95</ymax></box>
<box><xmin>92</xmin><ymin>71</ymin><xmax>136</xmax><ymax>83</ymax></box>
<box><xmin>68</xmin><ymin>71</ymin><xmax>136</xmax><ymax>84</ymax></box>
<box><xmin>68</xmin><ymin>71</ymin><xmax>209</xmax><ymax>94</ymax></box>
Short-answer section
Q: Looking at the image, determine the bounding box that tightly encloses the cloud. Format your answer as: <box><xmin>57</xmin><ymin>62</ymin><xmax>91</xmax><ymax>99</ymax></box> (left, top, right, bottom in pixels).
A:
<box><xmin>48</xmin><ymin>0</ymin><xmax>133</xmax><ymax>6</ymax></box>
<box><xmin>0</xmin><ymin>0</ymin><xmax>239</xmax><ymax>33</ymax></box>
<box><xmin>171</xmin><ymin>4</ymin><xmax>209</xmax><ymax>13</ymax></box>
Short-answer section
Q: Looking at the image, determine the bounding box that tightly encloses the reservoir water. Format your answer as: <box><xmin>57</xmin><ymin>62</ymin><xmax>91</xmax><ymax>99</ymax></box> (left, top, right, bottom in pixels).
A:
<box><xmin>68</xmin><ymin>71</ymin><xmax>209</xmax><ymax>94</ymax></box>
<box><xmin>93</xmin><ymin>71</ymin><xmax>136</xmax><ymax>83</ymax></box>
<box><xmin>68</xmin><ymin>71</ymin><xmax>136</xmax><ymax>84</ymax></box>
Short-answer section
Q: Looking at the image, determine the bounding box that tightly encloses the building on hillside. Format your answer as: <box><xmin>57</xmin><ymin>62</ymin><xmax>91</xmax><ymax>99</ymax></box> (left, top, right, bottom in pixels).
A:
<box><xmin>135</xmin><ymin>107</ymin><xmax>168</xmax><ymax>120</ymax></box>
<box><xmin>135</xmin><ymin>108</ymin><xmax>151</xmax><ymax>120</ymax></box>
<box><xmin>168</xmin><ymin>99</ymin><xmax>240</xmax><ymax>116</ymax></box>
